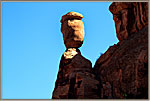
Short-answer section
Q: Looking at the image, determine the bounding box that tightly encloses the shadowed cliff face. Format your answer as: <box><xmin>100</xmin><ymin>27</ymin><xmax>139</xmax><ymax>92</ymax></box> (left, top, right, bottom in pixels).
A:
<box><xmin>94</xmin><ymin>2</ymin><xmax>148</xmax><ymax>99</ymax></box>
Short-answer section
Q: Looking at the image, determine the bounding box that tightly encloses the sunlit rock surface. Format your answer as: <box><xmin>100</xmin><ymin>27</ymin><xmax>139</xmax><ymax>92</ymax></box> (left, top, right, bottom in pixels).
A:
<box><xmin>61</xmin><ymin>12</ymin><xmax>84</xmax><ymax>48</ymax></box>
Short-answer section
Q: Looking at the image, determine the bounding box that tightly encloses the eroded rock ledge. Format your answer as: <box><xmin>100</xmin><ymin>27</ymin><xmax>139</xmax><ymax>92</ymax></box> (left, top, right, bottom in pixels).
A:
<box><xmin>109</xmin><ymin>2</ymin><xmax>148</xmax><ymax>41</ymax></box>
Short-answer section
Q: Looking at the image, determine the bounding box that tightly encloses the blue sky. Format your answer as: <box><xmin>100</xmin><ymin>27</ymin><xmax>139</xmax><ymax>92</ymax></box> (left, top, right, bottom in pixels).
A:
<box><xmin>2</xmin><ymin>2</ymin><xmax>118</xmax><ymax>99</ymax></box>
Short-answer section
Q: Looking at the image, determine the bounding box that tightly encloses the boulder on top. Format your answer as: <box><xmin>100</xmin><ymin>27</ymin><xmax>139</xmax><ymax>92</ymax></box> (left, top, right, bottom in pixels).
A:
<box><xmin>60</xmin><ymin>12</ymin><xmax>84</xmax><ymax>48</ymax></box>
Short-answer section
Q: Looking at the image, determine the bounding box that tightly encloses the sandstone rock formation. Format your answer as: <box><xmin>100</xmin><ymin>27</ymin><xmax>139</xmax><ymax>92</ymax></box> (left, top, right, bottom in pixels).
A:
<box><xmin>61</xmin><ymin>12</ymin><xmax>84</xmax><ymax>48</ymax></box>
<box><xmin>52</xmin><ymin>12</ymin><xmax>99</xmax><ymax>99</ymax></box>
<box><xmin>94</xmin><ymin>2</ymin><xmax>148</xmax><ymax>99</ymax></box>
<box><xmin>52</xmin><ymin>2</ymin><xmax>148</xmax><ymax>99</ymax></box>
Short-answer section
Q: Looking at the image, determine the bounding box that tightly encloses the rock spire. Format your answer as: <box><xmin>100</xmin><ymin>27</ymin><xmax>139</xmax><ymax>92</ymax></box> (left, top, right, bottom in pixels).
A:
<box><xmin>52</xmin><ymin>12</ymin><xmax>99</xmax><ymax>99</ymax></box>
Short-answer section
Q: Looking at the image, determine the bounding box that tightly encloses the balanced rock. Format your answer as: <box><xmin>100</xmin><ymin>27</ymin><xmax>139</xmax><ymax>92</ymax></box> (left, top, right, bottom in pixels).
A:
<box><xmin>52</xmin><ymin>12</ymin><xmax>100</xmax><ymax>99</ymax></box>
<box><xmin>61</xmin><ymin>12</ymin><xmax>84</xmax><ymax>48</ymax></box>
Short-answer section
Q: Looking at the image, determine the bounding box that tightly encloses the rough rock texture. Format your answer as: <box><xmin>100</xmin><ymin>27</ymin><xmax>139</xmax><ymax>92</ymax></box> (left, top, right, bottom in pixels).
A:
<box><xmin>61</xmin><ymin>12</ymin><xmax>84</xmax><ymax>48</ymax></box>
<box><xmin>61</xmin><ymin>12</ymin><xmax>83</xmax><ymax>23</ymax></box>
<box><xmin>109</xmin><ymin>2</ymin><xmax>148</xmax><ymax>41</ymax></box>
<box><xmin>94</xmin><ymin>2</ymin><xmax>148</xmax><ymax>99</ymax></box>
<box><xmin>52</xmin><ymin>48</ymin><xmax>100</xmax><ymax>99</ymax></box>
